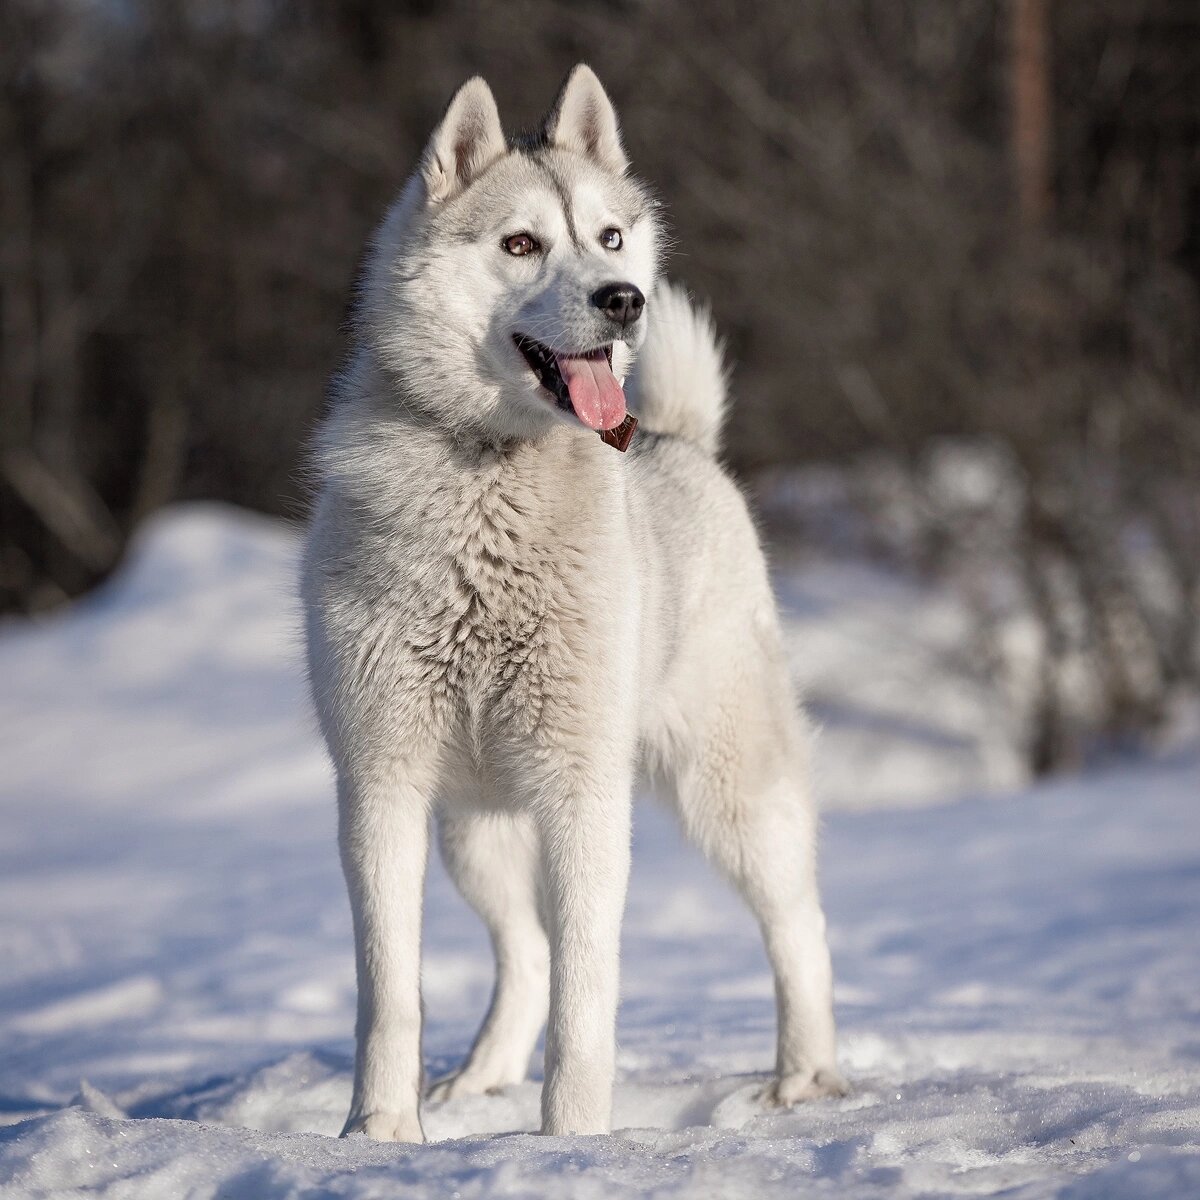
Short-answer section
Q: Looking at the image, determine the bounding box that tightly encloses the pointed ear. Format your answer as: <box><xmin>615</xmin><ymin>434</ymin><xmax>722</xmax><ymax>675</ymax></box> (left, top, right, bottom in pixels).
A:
<box><xmin>420</xmin><ymin>77</ymin><xmax>506</xmax><ymax>204</ymax></box>
<box><xmin>543</xmin><ymin>64</ymin><xmax>628</xmax><ymax>175</ymax></box>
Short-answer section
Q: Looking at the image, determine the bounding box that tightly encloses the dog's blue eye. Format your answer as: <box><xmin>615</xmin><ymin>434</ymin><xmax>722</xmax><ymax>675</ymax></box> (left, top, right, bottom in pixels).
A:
<box><xmin>600</xmin><ymin>228</ymin><xmax>622</xmax><ymax>251</ymax></box>
<box><xmin>503</xmin><ymin>233</ymin><xmax>539</xmax><ymax>256</ymax></box>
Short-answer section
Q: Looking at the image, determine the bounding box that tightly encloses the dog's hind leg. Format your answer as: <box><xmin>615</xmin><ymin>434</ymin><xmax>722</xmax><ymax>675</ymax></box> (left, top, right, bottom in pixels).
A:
<box><xmin>428</xmin><ymin>811</ymin><xmax>549</xmax><ymax>1101</ymax></box>
<box><xmin>664</xmin><ymin>664</ymin><xmax>847</xmax><ymax>1106</ymax></box>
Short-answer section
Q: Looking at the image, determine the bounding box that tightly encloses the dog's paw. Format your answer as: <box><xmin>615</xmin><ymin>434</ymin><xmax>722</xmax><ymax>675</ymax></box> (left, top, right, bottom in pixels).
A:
<box><xmin>759</xmin><ymin>1067</ymin><xmax>850</xmax><ymax>1108</ymax></box>
<box><xmin>340</xmin><ymin>1110</ymin><xmax>425</xmax><ymax>1142</ymax></box>
<box><xmin>426</xmin><ymin>1070</ymin><xmax>511</xmax><ymax>1103</ymax></box>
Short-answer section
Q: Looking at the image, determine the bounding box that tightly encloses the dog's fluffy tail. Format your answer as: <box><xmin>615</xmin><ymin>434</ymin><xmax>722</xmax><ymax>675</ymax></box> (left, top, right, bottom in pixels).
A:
<box><xmin>626</xmin><ymin>281</ymin><xmax>727</xmax><ymax>457</ymax></box>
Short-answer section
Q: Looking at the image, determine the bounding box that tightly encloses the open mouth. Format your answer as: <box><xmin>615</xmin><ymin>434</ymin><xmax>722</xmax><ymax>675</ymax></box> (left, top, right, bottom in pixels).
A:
<box><xmin>513</xmin><ymin>334</ymin><xmax>627</xmax><ymax>433</ymax></box>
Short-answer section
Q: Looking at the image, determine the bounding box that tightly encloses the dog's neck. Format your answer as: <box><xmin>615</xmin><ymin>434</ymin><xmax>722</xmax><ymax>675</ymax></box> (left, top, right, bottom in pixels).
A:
<box><xmin>366</xmin><ymin>346</ymin><xmax>637</xmax><ymax>457</ymax></box>
<box><xmin>318</xmin><ymin>357</ymin><xmax>629</xmax><ymax>525</ymax></box>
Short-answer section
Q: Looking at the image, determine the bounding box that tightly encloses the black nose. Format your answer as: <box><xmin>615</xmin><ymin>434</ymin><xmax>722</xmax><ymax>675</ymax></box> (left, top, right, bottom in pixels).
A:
<box><xmin>591</xmin><ymin>282</ymin><xmax>645</xmax><ymax>329</ymax></box>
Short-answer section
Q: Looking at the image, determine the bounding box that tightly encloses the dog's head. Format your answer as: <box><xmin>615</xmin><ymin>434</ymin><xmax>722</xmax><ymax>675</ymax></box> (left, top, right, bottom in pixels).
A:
<box><xmin>359</xmin><ymin>66</ymin><xmax>662</xmax><ymax>443</ymax></box>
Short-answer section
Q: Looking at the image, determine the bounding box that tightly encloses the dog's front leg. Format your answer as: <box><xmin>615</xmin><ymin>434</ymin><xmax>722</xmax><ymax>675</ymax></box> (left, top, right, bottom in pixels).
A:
<box><xmin>338</xmin><ymin>770</ymin><xmax>430</xmax><ymax>1142</ymax></box>
<box><xmin>538</xmin><ymin>772</ymin><xmax>632</xmax><ymax>1136</ymax></box>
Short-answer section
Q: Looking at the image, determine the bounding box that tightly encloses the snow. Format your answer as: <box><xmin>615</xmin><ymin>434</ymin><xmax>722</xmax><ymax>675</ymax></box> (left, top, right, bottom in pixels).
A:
<box><xmin>1</xmin><ymin>503</ymin><xmax>1197</xmax><ymax>1198</ymax></box>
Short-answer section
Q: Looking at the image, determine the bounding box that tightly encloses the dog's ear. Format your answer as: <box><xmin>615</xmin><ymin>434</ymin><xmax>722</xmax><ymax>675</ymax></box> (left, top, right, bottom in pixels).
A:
<box><xmin>543</xmin><ymin>64</ymin><xmax>628</xmax><ymax>175</ymax></box>
<box><xmin>420</xmin><ymin>77</ymin><xmax>506</xmax><ymax>204</ymax></box>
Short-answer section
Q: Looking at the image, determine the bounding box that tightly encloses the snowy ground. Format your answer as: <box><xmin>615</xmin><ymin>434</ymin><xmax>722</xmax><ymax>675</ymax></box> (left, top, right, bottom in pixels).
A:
<box><xmin>1</xmin><ymin>504</ymin><xmax>1197</xmax><ymax>1198</ymax></box>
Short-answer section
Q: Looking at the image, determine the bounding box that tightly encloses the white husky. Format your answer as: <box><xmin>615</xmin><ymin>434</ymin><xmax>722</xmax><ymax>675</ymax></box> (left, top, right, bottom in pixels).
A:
<box><xmin>302</xmin><ymin>64</ymin><xmax>845</xmax><ymax>1142</ymax></box>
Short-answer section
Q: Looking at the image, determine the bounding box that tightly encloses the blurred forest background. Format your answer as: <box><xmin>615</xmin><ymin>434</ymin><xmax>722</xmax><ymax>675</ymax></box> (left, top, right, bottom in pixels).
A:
<box><xmin>1</xmin><ymin>0</ymin><xmax>1198</xmax><ymax>773</ymax></box>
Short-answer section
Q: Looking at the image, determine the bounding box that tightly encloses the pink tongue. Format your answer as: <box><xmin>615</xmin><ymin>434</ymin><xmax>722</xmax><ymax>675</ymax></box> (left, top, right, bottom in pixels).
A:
<box><xmin>555</xmin><ymin>350</ymin><xmax>626</xmax><ymax>432</ymax></box>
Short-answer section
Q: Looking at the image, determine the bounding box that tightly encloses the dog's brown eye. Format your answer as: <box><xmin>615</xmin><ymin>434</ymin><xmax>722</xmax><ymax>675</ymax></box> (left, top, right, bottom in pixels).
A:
<box><xmin>600</xmin><ymin>227</ymin><xmax>622</xmax><ymax>251</ymax></box>
<box><xmin>503</xmin><ymin>233</ymin><xmax>538</xmax><ymax>257</ymax></box>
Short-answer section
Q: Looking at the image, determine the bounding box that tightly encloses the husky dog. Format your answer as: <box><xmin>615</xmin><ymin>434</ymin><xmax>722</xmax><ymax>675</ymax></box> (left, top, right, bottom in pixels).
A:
<box><xmin>302</xmin><ymin>65</ymin><xmax>845</xmax><ymax>1142</ymax></box>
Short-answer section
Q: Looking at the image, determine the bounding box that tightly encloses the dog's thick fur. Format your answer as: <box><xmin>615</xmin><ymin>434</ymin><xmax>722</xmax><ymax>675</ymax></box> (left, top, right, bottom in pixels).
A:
<box><xmin>302</xmin><ymin>65</ymin><xmax>844</xmax><ymax>1142</ymax></box>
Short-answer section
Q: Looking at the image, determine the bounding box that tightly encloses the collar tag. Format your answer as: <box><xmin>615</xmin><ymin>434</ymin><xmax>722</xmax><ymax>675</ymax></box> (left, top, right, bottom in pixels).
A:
<box><xmin>599</xmin><ymin>413</ymin><xmax>638</xmax><ymax>453</ymax></box>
